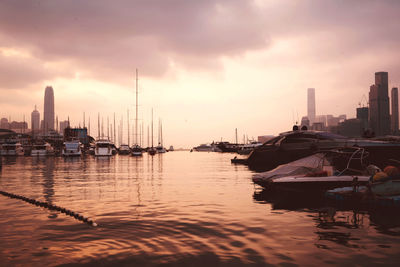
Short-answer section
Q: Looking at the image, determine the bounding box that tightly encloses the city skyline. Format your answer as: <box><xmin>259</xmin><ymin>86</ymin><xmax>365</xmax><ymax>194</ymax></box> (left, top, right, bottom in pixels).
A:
<box><xmin>1</xmin><ymin>1</ymin><xmax>400</xmax><ymax>147</ymax></box>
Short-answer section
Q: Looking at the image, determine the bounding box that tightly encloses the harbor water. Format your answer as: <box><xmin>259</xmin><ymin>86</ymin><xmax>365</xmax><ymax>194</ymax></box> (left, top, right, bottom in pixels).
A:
<box><xmin>1</xmin><ymin>151</ymin><xmax>400</xmax><ymax>266</ymax></box>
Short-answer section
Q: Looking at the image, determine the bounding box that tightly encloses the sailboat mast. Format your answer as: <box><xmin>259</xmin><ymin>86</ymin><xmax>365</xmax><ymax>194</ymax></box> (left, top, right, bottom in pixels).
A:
<box><xmin>151</xmin><ymin>109</ymin><xmax>154</xmax><ymax>148</ymax></box>
<box><xmin>97</xmin><ymin>113</ymin><xmax>100</xmax><ymax>138</ymax></box>
<box><xmin>135</xmin><ymin>69</ymin><xmax>139</xmax><ymax>146</ymax></box>
<box><xmin>127</xmin><ymin>109</ymin><xmax>130</xmax><ymax>146</ymax></box>
<box><xmin>114</xmin><ymin>113</ymin><xmax>116</xmax><ymax>145</ymax></box>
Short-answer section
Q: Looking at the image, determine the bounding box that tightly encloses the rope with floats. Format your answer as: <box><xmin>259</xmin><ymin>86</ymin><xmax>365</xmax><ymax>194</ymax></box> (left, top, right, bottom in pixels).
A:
<box><xmin>0</xmin><ymin>190</ymin><xmax>97</xmax><ymax>227</ymax></box>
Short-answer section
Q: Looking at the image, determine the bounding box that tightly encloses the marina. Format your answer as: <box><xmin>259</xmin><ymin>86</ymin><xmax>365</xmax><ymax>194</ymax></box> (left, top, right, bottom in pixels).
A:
<box><xmin>1</xmin><ymin>1</ymin><xmax>400</xmax><ymax>266</ymax></box>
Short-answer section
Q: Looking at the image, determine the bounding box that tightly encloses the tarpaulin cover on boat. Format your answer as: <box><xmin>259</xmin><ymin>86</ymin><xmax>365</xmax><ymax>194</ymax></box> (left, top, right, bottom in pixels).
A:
<box><xmin>252</xmin><ymin>153</ymin><xmax>326</xmax><ymax>183</ymax></box>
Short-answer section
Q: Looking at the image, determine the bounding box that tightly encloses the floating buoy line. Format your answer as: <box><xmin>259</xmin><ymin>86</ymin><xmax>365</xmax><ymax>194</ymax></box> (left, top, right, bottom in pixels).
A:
<box><xmin>0</xmin><ymin>190</ymin><xmax>97</xmax><ymax>227</ymax></box>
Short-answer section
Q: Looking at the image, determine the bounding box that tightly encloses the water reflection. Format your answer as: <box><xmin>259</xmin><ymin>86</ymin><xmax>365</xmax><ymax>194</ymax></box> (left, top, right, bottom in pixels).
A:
<box><xmin>1</xmin><ymin>152</ymin><xmax>400</xmax><ymax>266</ymax></box>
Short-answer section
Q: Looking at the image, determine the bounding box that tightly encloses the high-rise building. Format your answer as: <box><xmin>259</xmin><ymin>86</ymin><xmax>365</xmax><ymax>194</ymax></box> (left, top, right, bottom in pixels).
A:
<box><xmin>391</xmin><ymin>87</ymin><xmax>399</xmax><ymax>134</ymax></box>
<box><xmin>0</xmin><ymin>118</ymin><xmax>9</xmax><ymax>129</ymax></box>
<box><xmin>307</xmin><ymin>88</ymin><xmax>316</xmax><ymax>125</ymax></box>
<box><xmin>369</xmin><ymin>72</ymin><xmax>390</xmax><ymax>136</ymax></box>
<box><xmin>31</xmin><ymin>105</ymin><xmax>40</xmax><ymax>132</ymax></box>
<box><xmin>60</xmin><ymin>120</ymin><xmax>69</xmax><ymax>135</ymax></box>
<box><xmin>43</xmin><ymin>86</ymin><xmax>55</xmax><ymax>133</ymax></box>
<box><xmin>356</xmin><ymin>107</ymin><xmax>369</xmax><ymax>130</ymax></box>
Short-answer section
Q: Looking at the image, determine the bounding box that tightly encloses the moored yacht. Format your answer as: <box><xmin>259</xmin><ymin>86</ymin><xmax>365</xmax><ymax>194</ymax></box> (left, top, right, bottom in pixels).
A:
<box><xmin>62</xmin><ymin>139</ymin><xmax>82</xmax><ymax>157</ymax></box>
<box><xmin>118</xmin><ymin>144</ymin><xmax>131</xmax><ymax>155</ymax></box>
<box><xmin>193</xmin><ymin>144</ymin><xmax>213</xmax><ymax>152</ymax></box>
<box><xmin>131</xmin><ymin>144</ymin><xmax>143</xmax><ymax>156</ymax></box>
<box><xmin>156</xmin><ymin>143</ymin><xmax>166</xmax><ymax>153</ymax></box>
<box><xmin>94</xmin><ymin>139</ymin><xmax>113</xmax><ymax>156</ymax></box>
<box><xmin>237</xmin><ymin>141</ymin><xmax>263</xmax><ymax>155</ymax></box>
<box><xmin>31</xmin><ymin>142</ymin><xmax>55</xmax><ymax>156</ymax></box>
<box><xmin>0</xmin><ymin>142</ymin><xmax>24</xmax><ymax>156</ymax></box>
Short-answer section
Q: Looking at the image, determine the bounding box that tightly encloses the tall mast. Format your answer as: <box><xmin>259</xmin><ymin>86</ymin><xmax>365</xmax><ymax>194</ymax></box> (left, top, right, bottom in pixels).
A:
<box><xmin>114</xmin><ymin>113</ymin><xmax>116</xmax><ymax>146</ymax></box>
<box><xmin>97</xmin><ymin>113</ymin><xmax>100</xmax><ymax>138</ymax></box>
<box><xmin>135</xmin><ymin>69</ymin><xmax>139</xmax><ymax>146</ymax></box>
<box><xmin>127</xmin><ymin>109</ymin><xmax>130</xmax><ymax>146</ymax></box>
<box><xmin>147</xmin><ymin>125</ymin><xmax>149</xmax><ymax>148</ymax></box>
<box><xmin>160</xmin><ymin>120</ymin><xmax>163</xmax><ymax>146</ymax></box>
<box><xmin>107</xmin><ymin>116</ymin><xmax>109</xmax><ymax>139</ymax></box>
<box><xmin>151</xmin><ymin>109</ymin><xmax>154</xmax><ymax>148</ymax></box>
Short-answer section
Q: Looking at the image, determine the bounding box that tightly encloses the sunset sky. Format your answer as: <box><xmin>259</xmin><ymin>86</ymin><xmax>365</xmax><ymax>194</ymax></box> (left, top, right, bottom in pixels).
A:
<box><xmin>1</xmin><ymin>0</ymin><xmax>400</xmax><ymax>148</ymax></box>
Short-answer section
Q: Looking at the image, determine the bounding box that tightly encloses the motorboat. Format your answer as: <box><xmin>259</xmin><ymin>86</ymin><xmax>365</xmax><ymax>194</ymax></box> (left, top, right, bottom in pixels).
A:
<box><xmin>31</xmin><ymin>142</ymin><xmax>55</xmax><ymax>156</ymax></box>
<box><xmin>94</xmin><ymin>139</ymin><xmax>113</xmax><ymax>156</ymax></box>
<box><xmin>193</xmin><ymin>144</ymin><xmax>213</xmax><ymax>152</ymax></box>
<box><xmin>62</xmin><ymin>139</ymin><xmax>82</xmax><ymax>157</ymax></box>
<box><xmin>252</xmin><ymin>147</ymin><xmax>371</xmax><ymax>193</ymax></box>
<box><xmin>0</xmin><ymin>142</ymin><xmax>24</xmax><ymax>156</ymax></box>
<box><xmin>237</xmin><ymin>142</ymin><xmax>262</xmax><ymax>155</ymax></box>
<box><xmin>118</xmin><ymin>144</ymin><xmax>131</xmax><ymax>155</ymax></box>
<box><xmin>131</xmin><ymin>144</ymin><xmax>143</xmax><ymax>156</ymax></box>
<box><xmin>246</xmin><ymin>129</ymin><xmax>400</xmax><ymax>171</ymax></box>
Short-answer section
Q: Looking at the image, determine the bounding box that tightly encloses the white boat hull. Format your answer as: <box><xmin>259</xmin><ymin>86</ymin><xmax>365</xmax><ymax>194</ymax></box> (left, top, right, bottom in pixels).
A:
<box><xmin>0</xmin><ymin>149</ymin><xmax>24</xmax><ymax>156</ymax></box>
<box><xmin>62</xmin><ymin>150</ymin><xmax>82</xmax><ymax>157</ymax></box>
<box><xmin>31</xmin><ymin>150</ymin><xmax>51</xmax><ymax>156</ymax></box>
<box><xmin>95</xmin><ymin>147</ymin><xmax>112</xmax><ymax>156</ymax></box>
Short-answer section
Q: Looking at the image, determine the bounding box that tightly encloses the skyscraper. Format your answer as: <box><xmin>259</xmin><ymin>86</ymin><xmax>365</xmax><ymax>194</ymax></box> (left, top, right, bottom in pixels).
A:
<box><xmin>391</xmin><ymin>87</ymin><xmax>399</xmax><ymax>134</ymax></box>
<box><xmin>307</xmin><ymin>88</ymin><xmax>316</xmax><ymax>125</ymax></box>
<box><xmin>369</xmin><ymin>72</ymin><xmax>390</xmax><ymax>136</ymax></box>
<box><xmin>31</xmin><ymin>105</ymin><xmax>40</xmax><ymax>132</ymax></box>
<box><xmin>43</xmin><ymin>86</ymin><xmax>55</xmax><ymax>133</ymax></box>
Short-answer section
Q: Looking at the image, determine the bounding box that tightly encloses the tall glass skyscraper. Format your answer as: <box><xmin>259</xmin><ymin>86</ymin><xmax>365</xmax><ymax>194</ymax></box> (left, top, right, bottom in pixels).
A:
<box><xmin>43</xmin><ymin>86</ymin><xmax>55</xmax><ymax>133</ymax></box>
<box><xmin>369</xmin><ymin>72</ymin><xmax>390</xmax><ymax>136</ymax></box>
<box><xmin>391</xmin><ymin>87</ymin><xmax>399</xmax><ymax>134</ymax></box>
<box><xmin>307</xmin><ymin>88</ymin><xmax>316</xmax><ymax>125</ymax></box>
<box><xmin>31</xmin><ymin>105</ymin><xmax>40</xmax><ymax>132</ymax></box>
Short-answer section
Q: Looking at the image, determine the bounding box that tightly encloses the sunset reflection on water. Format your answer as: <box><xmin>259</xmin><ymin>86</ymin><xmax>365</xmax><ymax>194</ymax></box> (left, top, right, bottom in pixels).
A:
<box><xmin>1</xmin><ymin>152</ymin><xmax>400</xmax><ymax>266</ymax></box>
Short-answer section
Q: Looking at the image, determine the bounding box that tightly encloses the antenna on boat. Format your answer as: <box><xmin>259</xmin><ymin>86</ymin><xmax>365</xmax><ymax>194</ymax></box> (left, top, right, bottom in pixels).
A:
<box><xmin>127</xmin><ymin>109</ymin><xmax>130</xmax><ymax>146</ymax></box>
<box><xmin>113</xmin><ymin>113</ymin><xmax>116</xmax><ymax>145</ymax></box>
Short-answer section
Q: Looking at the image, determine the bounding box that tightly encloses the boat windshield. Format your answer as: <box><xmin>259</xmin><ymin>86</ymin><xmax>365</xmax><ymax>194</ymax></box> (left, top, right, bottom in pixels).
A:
<box><xmin>2</xmin><ymin>144</ymin><xmax>18</xmax><ymax>149</ymax></box>
<box><xmin>97</xmin><ymin>143</ymin><xmax>110</xmax><ymax>148</ymax></box>
<box><xmin>316</xmin><ymin>132</ymin><xmax>347</xmax><ymax>140</ymax></box>
<box><xmin>33</xmin><ymin>145</ymin><xmax>47</xmax><ymax>150</ymax></box>
<box><xmin>65</xmin><ymin>143</ymin><xmax>79</xmax><ymax>149</ymax></box>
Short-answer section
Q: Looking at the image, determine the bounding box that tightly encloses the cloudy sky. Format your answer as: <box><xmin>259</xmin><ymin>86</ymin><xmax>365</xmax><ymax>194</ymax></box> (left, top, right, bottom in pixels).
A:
<box><xmin>1</xmin><ymin>0</ymin><xmax>400</xmax><ymax>147</ymax></box>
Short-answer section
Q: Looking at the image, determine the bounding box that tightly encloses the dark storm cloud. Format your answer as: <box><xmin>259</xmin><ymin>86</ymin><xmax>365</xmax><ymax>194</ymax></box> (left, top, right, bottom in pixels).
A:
<box><xmin>0</xmin><ymin>0</ymin><xmax>399</xmax><ymax>89</ymax></box>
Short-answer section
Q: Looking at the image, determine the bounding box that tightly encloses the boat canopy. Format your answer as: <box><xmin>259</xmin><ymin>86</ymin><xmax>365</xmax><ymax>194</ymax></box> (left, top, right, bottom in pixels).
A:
<box><xmin>253</xmin><ymin>153</ymin><xmax>325</xmax><ymax>182</ymax></box>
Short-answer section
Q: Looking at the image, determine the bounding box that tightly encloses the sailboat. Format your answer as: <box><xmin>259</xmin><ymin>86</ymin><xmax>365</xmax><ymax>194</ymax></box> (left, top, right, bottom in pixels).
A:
<box><xmin>131</xmin><ymin>69</ymin><xmax>143</xmax><ymax>156</ymax></box>
<box><xmin>148</xmin><ymin>109</ymin><xmax>157</xmax><ymax>155</ymax></box>
<box><xmin>156</xmin><ymin>119</ymin><xmax>166</xmax><ymax>153</ymax></box>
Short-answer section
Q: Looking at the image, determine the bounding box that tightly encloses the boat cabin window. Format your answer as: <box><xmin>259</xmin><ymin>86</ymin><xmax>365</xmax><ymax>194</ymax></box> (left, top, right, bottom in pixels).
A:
<box><xmin>97</xmin><ymin>143</ymin><xmax>110</xmax><ymax>148</ymax></box>
<box><xmin>279</xmin><ymin>133</ymin><xmax>319</xmax><ymax>144</ymax></box>
<box><xmin>3</xmin><ymin>145</ymin><xmax>17</xmax><ymax>149</ymax></box>
<box><xmin>316</xmin><ymin>132</ymin><xmax>347</xmax><ymax>140</ymax></box>
<box><xmin>65</xmin><ymin>143</ymin><xmax>79</xmax><ymax>149</ymax></box>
